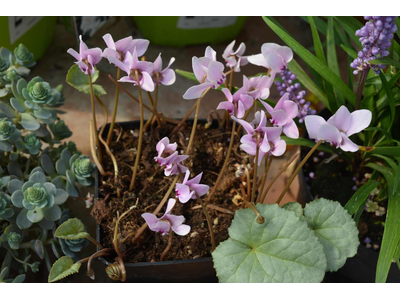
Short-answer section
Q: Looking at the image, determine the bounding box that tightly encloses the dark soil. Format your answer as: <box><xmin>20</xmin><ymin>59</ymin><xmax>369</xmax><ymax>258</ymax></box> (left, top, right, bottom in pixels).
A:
<box><xmin>91</xmin><ymin>121</ymin><xmax>248</xmax><ymax>263</ymax></box>
<box><xmin>302</xmin><ymin>149</ymin><xmax>386</xmax><ymax>253</ymax></box>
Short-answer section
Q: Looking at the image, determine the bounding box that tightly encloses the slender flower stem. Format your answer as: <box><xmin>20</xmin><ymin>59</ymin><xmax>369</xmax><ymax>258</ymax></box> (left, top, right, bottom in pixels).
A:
<box><xmin>90</xmin><ymin>120</ymin><xmax>110</xmax><ymax>176</ymax></box>
<box><xmin>354</xmin><ymin>66</ymin><xmax>370</xmax><ymax>110</ymax></box>
<box><xmin>251</xmin><ymin>134</ymin><xmax>260</xmax><ymax>203</ymax></box>
<box><xmin>258</xmin><ymin>152</ymin><xmax>300</xmax><ymax>204</ymax></box>
<box><xmin>129</xmin><ymin>70</ymin><xmax>145</xmax><ymax>192</ymax></box>
<box><xmin>86</xmin><ymin>236</ymin><xmax>103</xmax><ymax>250</ymax></box>
<box><xmin>243</xmin><ymin>199</ymin><xmax>264</xmax><ymax>224</ymax></box>
<box><xmin>207</xmin><ymin>120</ymin><xmax>236</xmax><ymax>202</ymax></box>
<box><xmin>160</xmin><ymin>220</ymin><xmax>173</xmax><ymax>261</ymax></box>
<box><xmin>113</xmin><ymin>207</ymin><xmax>134</xmax><ymax>257</ymax></box>
<box><xmin>256</xmin><ymin>156</ymin><xmax>272</xmax><ymax>204</ymax></box>
<box><xmin>229</xmin><ymin>70</ymin><xmax>234</xmax><ymax>92</ymax></box>
<box><xmin>276</xmin><ymin>141</ymin><xmax>322</xmax><ymax>205</ymax></box>
<box><xmin>169</xmin><ymin>99</ymin><xmax>198</xmax><ymax>137</ymax></box>
<box><xmin>107</xmin><ymin>67</ymin><xmax>121</xmax><ymax>145</ymax></box>
<box><xmin>195</xmin><ymin>192</ymin><xmax>216</xmax><ymax>251</ymax></box>
<box><xmin>87</xmin><ymin>71</ymin><xmax>103</xmax><ymax>164</ymax></box>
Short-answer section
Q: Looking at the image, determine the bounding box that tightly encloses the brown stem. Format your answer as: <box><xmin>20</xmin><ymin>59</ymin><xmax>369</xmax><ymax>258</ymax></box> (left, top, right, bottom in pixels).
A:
<box><xmin>86</xmin><ymin>236</ymin><xmax>103</xmax><ymax>250</ymax></box>
<box><xmin>86</xmin><ymin>248</ymin><xmax>114</xmax><ymax>280</ymax></box>
<box><xmin>195</xmin><ymin>192</ymin><xmax>216</xmax><ymax>251</ymax></box>
<box><xmin>87</xmin><ymin>71</ymin><xmax>103</xmax><ymax>164</ymax></box>
<box><xmin>128</xmin><ymin>70</ymin><xmax>145</xmax><ymax>192</ymax></box>
<box><xmin>251</xmin><ymin>134</ymin><xmax>260</xmax><ymax>203</ymax></box>
<box><xmin>244</xmin><ymin>200</ymin><xmax>265</xmax><ymax>224</ymax></box>
<box><xmin>256</xmin><ymin>156</ymin><xmax>272</xmax><ymax>204</ymax></box>
<box><xmin>106</xmin><ymin>67</ymin><xmax>121</xmax><ymax>145</ymax></box>
<box><xmin>276</xmin><ymin>141</ymin><xmax>322</xmax><ymax>205</ymax></box>
<box><xmin>169</xmin><ymin>100</ymin><xmax>198</xmax><ymax>137</ymax></box>
<box><xmin>229</xmin><ymin>70</ymin><xmax>234</xmax><ymax>92</ymax></box>
<box><xmin>207</xmin><ymin>121</ymin><xmax>236</xmax><ymax>202</ymax></box>
<box><xmin>160</xmin><ymin>221</ymin><xmax>173</xmax><ymax>261</ymax></box>
<box><xmin>113</xmin><ymin>207</ymin><xmax>134</xmax><ymax>257</ymax></box>
<box><xmin>354</xmin><ymin>67</ymin><xmax>370</xmax><ymax>110</ymax></box>
<box><xmin>77</xmin><ymin>248</ymin><xmax>113</xmax><ymax>264</ymax></box>
<box><xmin>90</xmin><ymin>120</ymin><xmax>110</xmax><ymax>176</ymax></box>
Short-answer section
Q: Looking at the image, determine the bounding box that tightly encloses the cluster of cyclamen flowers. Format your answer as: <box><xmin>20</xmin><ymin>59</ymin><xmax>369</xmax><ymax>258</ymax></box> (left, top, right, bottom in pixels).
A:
<box><xmin>350</xmin><ymin>16</ymin><xmax>398</xmax><ymax>75</ymax></box>
<box><xmin>67</xmin><ymin>34</ymin><xmax>176</xmax><ymax>89</ymax></box>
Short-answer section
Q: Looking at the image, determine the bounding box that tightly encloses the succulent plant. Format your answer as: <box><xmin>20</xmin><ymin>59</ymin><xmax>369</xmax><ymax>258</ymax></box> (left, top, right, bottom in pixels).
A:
<box><xmin>0</xmin><ymin>118</ymin><xmax>16</xmax><ymax>141</ymax></box>
<box><xmin>7</xmin><ymin>232</ymin><xmax>21</xmax><ymax>250</ymax></box>
<box><xmin>0</xmin><ymin>57</ymin><xmax>10</xmax><ymax>72</ymax></box>
<box><xmin>24</xmin><ymin>133</ymin><xmax>42</xmax><ymax>155</ymax></box>
<box><xmin>49</xmin><ymin>120</ymin><xmax>72</xmax><ymax>141</ymax></box>
<box><xmin>0</xmin><ymin>192</ymin><xmax>14</xmax><ymax>220</ymax></box>
<box><xmin>22</xmin><ymin>77</ymin><xmax>54</xmax><ymax>105</ymax></box>
<box><xmin>2</xmin><ymin>69</ymin><xmax>20</xmax><ymax>84</ymax></box>
<box><xmin>13</xmin><ymin>44</ymin><xmax>35</xmax><ymax>68</ymax></box>
<box><xmin>48</xmin><ymin>85</ymin><xmax>66</xmax><ymax>107</ymax></box>
<box><xmin>70</xmin><ymin>155</ymin><xmax>95</xmax><ymax>186</ymax></box>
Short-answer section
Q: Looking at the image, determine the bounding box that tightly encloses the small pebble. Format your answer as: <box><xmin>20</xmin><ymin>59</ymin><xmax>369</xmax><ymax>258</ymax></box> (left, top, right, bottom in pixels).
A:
<box><xmin>190</xmin><ymin>232</ymin><xmax>199</xmax><ymax>238</ymax></box>
<box><xmin>213</xmin><ymin>218</ymin><xmax>219</xmax><ymax>225</ymax></box>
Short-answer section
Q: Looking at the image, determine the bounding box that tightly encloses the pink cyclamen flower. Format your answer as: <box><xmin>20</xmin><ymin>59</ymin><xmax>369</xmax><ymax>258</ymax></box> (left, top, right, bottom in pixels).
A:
<box><xmin>232</xmin><ymin>111</ymin><xmax>286</xmax><ymax>165</ymax></box>
<box><xmin>175</xmin><ymin>170</ymin><xmax>210</xmax><ymax>203</ymax></box>
<box><xmin>183</xmin><ymin>46</ymin><xmax>226</xmax><ymax>99</ymax></box>
<box><xmin>236</xmin><ymin>75</ymin><xmax>272</xmax><ymax>101</ymax></box>
<box><xmin>248</xmin><ymin>43</ymin><xmax>293</xmax><ymax>74</ymax></box>
<box><xmin>260</xmin><ymin>93</ymin><xmax>299</xmax><ymax>139</ymax></box>
<box><xmin>216</xmin><ymin>88</ymin><xmax>253</xmax><ymax>119</ymax></box>
<box><xmin>222</xmin><ymin>40</ymin><xmax>248</xmax><ymax>72</ymax></box>
<box><xmin>142</xmin><ymin>198</ymin><xmax>190</xmax><ymax>236</ymax></box>
<box><xmin>305</xmin><ymin>106</ymin><xmax>372</xmax><ymax>152</ymax></box>
<box><xmin>152</xmin><ymin>54</ymin><xmax>176</xmax><ymax>86</ymax></box>
<box><xmin>154</xmin><ymin>137</ymin><xmax>188</xmax><ymax>176</ymax></box>
<box><xmin>108</xmin><ymin>47</ymin><xmax>154</xmax><ymax>92</ymax></box>
<box><xmin>67</xmin><ymin>35</ymin><xmax>102</xmax><ymax>75</ymax></box>
<box><xmin>101</xmin><ymin>33</ymin><xmax>149</xmax><ymax>61</ymax></box>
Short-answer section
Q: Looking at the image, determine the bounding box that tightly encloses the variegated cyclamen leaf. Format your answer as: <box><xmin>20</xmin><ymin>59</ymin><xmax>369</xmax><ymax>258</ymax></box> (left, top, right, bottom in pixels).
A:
<box><xmin>66</xmin><ymin>65</ymin><xmax>106</xmax><ymax>96</ymax></box>
<box><xmin>54</xmin><ymin>218</ymin><xmax>89</xmax><ymax>240</ymax></box>
<box><xmin>304</xmin><ymin>198</ymin><xmax>359</xmax><ymax>272</ymax></box>
<box><xmin>48</xmin><ymin>256</ymin><xmax>81</xmax><ymax>283</ymax></box>
<box><xmin>212</xmin><ymin>204</ymin><xmax>327</xmax><ymax>283</ymax></box>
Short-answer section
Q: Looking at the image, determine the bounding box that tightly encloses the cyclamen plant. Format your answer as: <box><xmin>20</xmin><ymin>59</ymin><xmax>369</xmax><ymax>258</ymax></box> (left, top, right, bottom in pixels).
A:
<box><xmin>0</xmin><ymin>44</ymin><xmax>95</xmax><ymax>282</ymax></box>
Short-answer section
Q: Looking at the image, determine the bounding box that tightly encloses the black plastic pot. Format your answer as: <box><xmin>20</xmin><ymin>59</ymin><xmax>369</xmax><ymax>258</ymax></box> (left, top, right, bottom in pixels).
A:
<box><xmin>298</xmin><ymin>109</ymin><xmax>400</xmax><ymax>283</ymax></box>
<box><xmin>95</xmin><ymin>119</ymin><xmax>218</xmax><ymax>283</ymax></box>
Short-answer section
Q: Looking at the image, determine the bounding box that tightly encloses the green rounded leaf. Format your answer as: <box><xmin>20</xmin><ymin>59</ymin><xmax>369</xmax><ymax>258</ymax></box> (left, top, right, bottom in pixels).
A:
<box><xmin>54</xmin><ymin>218</ymin><xmax>89</xmax><ymax>240</ymax></box>
<box><xmin>66</xmin><ymin>65</ymin><xmax>106</xmax><ymax>96</ymax></box>
<box><xmin>48</xmin><ymin>256</ymin><xmax>81</xmax><ymax>283</ymax></box>
<box><xmin>282</xmin><ymin>202</ymin><xmax>303</xmax><ymax>218</ymax></box>
<box><xmin>212</xmin><ymin>203</ymin><xmax>327</xmax><ymax>283</ymax></box>
<box><xmin>304</xmin><ymin>198</ymin><xmax>359</xmax><ymax>272</ymax></box>
<box><xmin>20</xmin><ymin>113</ymin><xmax>40</xmax><ymax>130</ymax></box>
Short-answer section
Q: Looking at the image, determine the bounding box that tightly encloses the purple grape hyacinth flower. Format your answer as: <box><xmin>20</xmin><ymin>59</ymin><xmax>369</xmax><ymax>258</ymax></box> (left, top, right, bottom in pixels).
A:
<box><xmin>175</xmin><ymin>170</ymin><xmax>210</xmax><ymax>203</ymax></box>
<box><xmin>305</xmin><ymin>106</ymin><xmax>372</xmax><ymax>152</ymax></box>
<box><xmin>151</xmin><ymin>54</ymin><xmax>176</xmax><ymax>86</ymax></box>
<box><xmin>183</xmin><ymin>47</ymin><xmax>226</xmax><ymax>99</ymax></box>
<box><xmin>222</xmin><ymin>40</ymin><xmax>249</xmax><ymax>72</ymax></box>
<box><xmin>350</xmin><ymin>17</ymin><xmax>397</xmax><ymax>75</ymax></box>
<box><xmin>142</xmin><ymin>198</ymin><xmax>190</xmax><ymax>236</ymax></box>
<box><xmin>67</xmin><ymin>35</ymin><xmax>102</xmax><ymax>75</ymax></box>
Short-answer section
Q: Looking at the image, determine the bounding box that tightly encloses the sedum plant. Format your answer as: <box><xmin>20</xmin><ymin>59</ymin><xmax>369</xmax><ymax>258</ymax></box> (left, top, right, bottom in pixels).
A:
<box><xmin>0</xmin><ymin>44</ymin><xmax>95</xmax><ymax>282</ymax></box>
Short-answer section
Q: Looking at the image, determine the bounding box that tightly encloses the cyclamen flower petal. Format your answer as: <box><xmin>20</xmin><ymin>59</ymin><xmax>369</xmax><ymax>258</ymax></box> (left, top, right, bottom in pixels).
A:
<box><xmin>216</xmin><ymin>88</ymin><xmax>249</xmax><ymax>119</ymax></box>
<box><xmin>156</xmin><ymin>137</ymin><xmax>177</xmax><ymax>157</ymax></box>
<box><xmin>67</xmin><ymin>35</ymin><xmax>102</xmax><ymax>75</ymax></box>
<box><xmin>248</xmin><ymin>43</ymin><xmax>293</xmax><ymax>73</ymax></box>
<box><xmin>142</xmin><ymin>199</ymin><xmax>190</xmax><ymax>236</ymax></box>
<box><xmin>222</xmin><ymin>40</ymin><xmax>248</xmax><ymax>72</ymax></box>
<box><xmin>175</xmin><ymin>171</ymin><xmax>209</xmax><ymax>203</ymax></box>
<box><xmin>152</xmin><ymin>54</ymin><xmax>176</xmax><ymax>86</ymax></box>
<box><xmin>305</xmin><ymin>106</ymin><xmax>372</xmax><ymax>152</ymax></box>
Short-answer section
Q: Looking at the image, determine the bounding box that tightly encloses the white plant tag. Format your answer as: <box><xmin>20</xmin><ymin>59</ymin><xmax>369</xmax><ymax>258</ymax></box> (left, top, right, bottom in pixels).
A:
<box><xmin>8</xmin><ymin>17</ymin><xmax>43</xmax><ymax>44</ymax></box>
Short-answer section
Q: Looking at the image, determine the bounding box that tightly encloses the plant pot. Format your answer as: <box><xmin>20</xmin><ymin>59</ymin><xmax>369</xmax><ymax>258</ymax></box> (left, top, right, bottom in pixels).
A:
<box><xmin>132</xmin><ymin>16</ymin><xmax>247</xmax><ymax>47</ymax></box>
<box><xmin>0</xmin><ymin>17</ymin><xmax>57</xmax><ymax>61</ymax></box>
<box><xmin>297</xmin><ymin>109</ymin><xmax>400</xmax><ymax>283</ymax></box>
<box><xmin>95</xmin><ymin>119</ymin><xmax>220</xmax><ymax>283</ymax></box>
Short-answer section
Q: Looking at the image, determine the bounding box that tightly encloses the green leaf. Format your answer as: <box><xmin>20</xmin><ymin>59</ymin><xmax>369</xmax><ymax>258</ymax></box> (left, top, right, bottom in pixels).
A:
<box><xmin>20</xmin><ymin>113</ymin><xmax>40</xmax><ymax>131</ymax></box>
<box><xmin>282</xmin><ymin>202</ymin><xmax>303</xmax><ymax>218</ymax></box>
<box><xmin>344</xmin><ymin>179</ymin><xmax>379</xmax><ymax>215</ymax></box>
<box><xmin>339</xmin><ymin>44</ymin><xmax>357</xmax><ymax>59</ymax></box>
<box><xmin>66</xmin><ymin>65</ymin><xmax>106</xmax><ymax>97</ymax></box>
<box><xmin>212</xmin><ymin>203</ymin><xmax>327</xmax><ymax>283</ymax></box>
<box><xmin>48</xmin><ymin>256</ymin><xmax>81</xmax><ymax>283</ymax></box>
<box><xmin>364</xmin><ymin>146</ymin><xmax>400</xmax><ymax>157</ymax></box>
<box><xmin>282</xmin><ymin>136</ymin><xmax>336</xmax><ymax>154</ymax></box>
<box><xmin>379</xmin><ymin>72</ymin><xmax>395</xmax><ymax>130</ymax></box>
<box><xmin>287</xmin><ymin>60</ymin><xmax>329</xmax><ymax>108</ymax></box>
<box><xmin>370</xmin><ymin>57</ymin><xmax>400</xmax><ymax>69</ymax></box>
<box><xmin>304</xmin><ymin>198</ymin><xmax>359</xmax><ymax>272</ymax></box>
<box><xmin>333</xmin><ymin>17</ymin><xmax>362</xmax><ymax>49</ymax></box>
<box><xmin>308</xmin><ymin>17</ymin><xmax>326</xmax><ymax>63</ymax></box>
<box><xmin>263</xmin><ymin>16</ymin><xmax>356</xmax><ymax>107</ymax></box>
<box><xmin>54</xmin><ymin>218</ymin><xmax>89</xmax><ymax>240</ymax></box>
<box><xmin>30</xmin><ymin>239</ymin><xmax>45</xmax><ymax>260</ymax></box>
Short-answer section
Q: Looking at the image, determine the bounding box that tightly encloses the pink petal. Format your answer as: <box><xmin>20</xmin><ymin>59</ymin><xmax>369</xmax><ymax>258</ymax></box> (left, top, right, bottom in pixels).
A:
<box><xmin>118</xmin><ymin>76</ymin><xmax>137</xmax><ymax>84</ymax></box>
<box><xmin>153</xmin><ymin>54</ymin><xmax>162</xmax><ymax>72</ymax></box>
<box><xmin>283</xmin><ymin>100</ymin><xmax>298</xmax><ymax>119</ymax></box>
<box><xmin>206</xmin><ymin>61</ymin><xmax>224</xmax><ymax>84</ymax></box>
<box><xmin>240</xmin><ymin>143</ymin><xmax>257</xmax><ymax>156</ymax></box>
<box><xmin>172</xmin><ymin>224</ymin><xmax>191</xmax><ymax>236</ymax></box>
<box><xmin>165</xmin><ymin>214</ymin><xmax>185</xmax><ymax>228</ymax></box>
<box><xmin>346</xmin><ymin>109</ymin><xmax>372</xmax><ymax>137</ymax></box>
<box><xmin>257</xmin><ymin>110</ymin><xmax>267</xmax><ymax>129</ymax></box>
<box><xmin>261</xmin><ymin>43</ymin><xmax>280</xmax><ymax>56</ymax></box>
<box><xmin>182</xmin><ymin>170</ymin><xmax>191</xmax><ymax>184</ymax></box>
<box><xmin>75</xmin><ymin>61</ymin><xmax>89</xmax><ymax>74</ymax></box>
<box><xmin>275</xmin><ymin>93</ymin><xmax>290</xmax><ymax>110</ymax></box>
<box><xmin>283</xmin><ymin>119</ymin><xmax>299</xmax><ymax>139</ymax></box>
<box><xmin>108</xmin><ymin>55</ymin><xmax>129</xmax><ymax>73</ymax></box>
<box><xmin>205</xmin><ymin>46</ymin><xmax>217</xmax><ymax>61</ymax></box>
<box><xmin>234</xmin><ymin>42</ymin><xmax>246</xmax><ymax>56</ymax></box>
<box><xmin>102</xmin><ymin>34</ymin><xmax>116</xmax><ymax>50</ymax></box>
<box><xmin>137</xmin><ymin>61</ymin><xmax>154</xmax><ymax>74</ymax></box>
<box><xmin>141</xmin><ymin>213</ymin><xmax>159</xmax><ymax>228</ymax></box>
<box><xmin>339</xmin><ymin>132</ymin><xmax>359</xmax><ymax>152</ymax></box>
<box><xmin>222</xmin><ymin>88</ymin><xmax>233</xmax><ymax>103</ymax></box>
<box><xmin>264</xmin><ymin>126</ymin><xmax>282</xmax><ymax>141</ymax></box>
<box><xmin>67</xmin><ymin>48</ymin><xmax>81</xmax><ymax>61</ymax></box>
<box><xmin>240</xmin><ymin>134</ymin><xmax>256</xmax><ymax>147</ymax></box>
<box><xmin>236</xmin><ymin>101</ymin><xmax>245</xmax><ymax>119</ymax></box>
<box><xmin>191</xmin><ymin>183</ymin><xmax>209</xmax><ymax>197</ymax></box>
<box><xmin>232</xmin><ymin>117</ymin><xmax>254</xmax><ymax>135</ymax></box>
<box><xmin>217</xmin><ymin>101</ymin><xmax>235</xmax><ymax>114</ymax></box>
<box><xmin>151</xmin><ymin>221</ymin><xmax>171</xmax><ymax>235</ymax></box>
<box><xmin>247</xmin><ymin>54</ymin><xmax>268</xmax><ymax>68</ymax></box>
<box><xmin>192</xmin><ymin>57</ymin><xmax>206</xmax><ymax>83</ymax></box>
<box><xmin>305</xmin><ymin>115</ymin><xmax>327</xmax><ymax>140</ymax></box>
<box><xmin>115</xmin><ymin>36</ymin><xmax>134</xmax><ymax>53</ymax></box>
<box><xmin>265</xmin><ymin>53</ymin><xmax>285</xmax><ymax>72</ymax></box>
<box><xmin>187</xmin><ymin>172</ymin><xmax>203</xmax><ymax>186</ymax></box>
<box><xmin>164</xmin><ymin>198</ymin><xmax>176</xmax><ymax>216</ymax></box>
<box><xmin>259</xmin><ymin>100</ymin><xmax>274</xmax><ymax>113</ymax></box>
<box><xmin>239</xmin><ymin>56</ymin><xmax>249</xmax><ymax>66</ymax></box>
<box><xmin>327</xmin><ymin>106</ymin><xmax>351</xmax><ymax>133</ymax></box>
<box><xmin>225</xmin><ymin>56</ymin><xmax>237</xmax><ymax>68</ymax></box>
<box><xmin>130</xmin><ymin>39</ymin><xmax>150</xmax><ymax>57</ymax></box>
<box><xmin>79</xmin><ymin>35</ymin><xmax>88</xmax><ymax>54</ymax></box>
<box><xmin>176</xmin><ymin>184</ymin><xmax>193</xmax><ymax>203</ymax></box>
<box><xmin>140</xmin><ymin>72</ymin><xmax>155</xmax><ymax>92</ymax></box>
<box><xmin>259</xmin><ymin>86</ymin><xmax>270</xmax><ymax>100</ymax></box>
<box><xmin>102</xmin><ymin>48</ymin><xmax>119</xmax><ymax>60</ymax></box>
<box><xmin>160</xmin><ymin>69</ymin><xmax>176</xmax><ymax>86</ymax></box>
<box><xmin>259</xmin><ymin>134</ymin><xmax>271</xmax><ymax>153</ymax></box>
<box><xmin>84</xmin><ymin>48</ymin><xmax>102</xmax><ymax>65</ymax></box>
<box><xmin>270</xmin><ymin>139</ymin><xmax>287</xmax><ymax>156</ymax></box>
<box><xmin>166</xmin><ymin>57</ymin><xmax>175</xmax><ymax>69</ymax></box>
<box><xmin>183</xmin><ymin>82</ymin><xmax>214</xmax><ymax>100</ymax></box>
<box><xmin>239</xmin><ymin>94</ymin><xmax>253</xmax><ymax>110</ymax></box>
<box><xmin>223</xmin><ymin>40</ymin><xmax>236</xmax><ymax>59</ymax></box>
<box><xmin>270</xmin><ymin>109</ymin><xmax>288</xmax><ymax>126</ymax></box>
<box><xmin>318</xmin><ymin>124</ymin><xmax>342</xmax><ymax>147</ymax></box>
<box><xmin>275</xmin><ymin>46</ymin><xmax>293</xmax><ymax>63</ymax></box>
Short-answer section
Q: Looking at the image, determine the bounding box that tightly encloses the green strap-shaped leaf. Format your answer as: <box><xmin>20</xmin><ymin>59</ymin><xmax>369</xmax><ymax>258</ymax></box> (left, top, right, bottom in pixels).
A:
<box><xmin>263</xmin><ymin>16</ymin><xmax>356</xmax><ymax>107</ymax></box>
<box><xmin>212</xmin><ymin>204</ymin><xmax>327</xmax><ymax>283</ymax></box>
<box><xmin>54</xmin><ymin>218</ymin><xmax>89</xmax><ymax>240</ymax></box>
<box><xmin>369</xmin><ymin>57</ymin><xmax>400</xmax><ymax>70</ymax></box>
<box><xmin>48</xmin><ymin>256</ymin><xmax>81</xmax><ymax>283</ymax></box>
<box><xmin>304</xmin><ymin>198</ymin><xmax>359</xmax><ymax>272</ymax></box>
<box><xmin>282</xmin><ymin>136</ymin><xmax>336</xmax><ymax>154</ymax></box>
<box><xmin>379</xmin><ymin>72</ymin><xmax>395</xmax><ymax>131</ymax></box>
<box><xmin>344</xmin><ymin>179</ymin><xmax>379</xmax><ymax>215</ymax></box>
<box><xmin>308</xmin><ymin>16</ymin><xmax>326</xmax><ymax>63</ymax></box>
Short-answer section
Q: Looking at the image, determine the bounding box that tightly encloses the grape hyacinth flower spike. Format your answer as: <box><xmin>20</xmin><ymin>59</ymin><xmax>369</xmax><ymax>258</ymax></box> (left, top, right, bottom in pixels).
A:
<box><xmin>183</xmin><ymin>46</ymin><xmax>226</xmax><ymax>99</ymax></box>
<box><xmin>260</xmin><ymin>92</ymin><xmax>299</xmax><ymax>139</ymax></box>
<box><xmin>216</xmin><ymin>88</ymin><xmax>253</xmax><ymax>119</ymax></box>
<box><xmin>67</xmin><ymin>35</ymin><xmax>102</xmax><ymax>74</ymax></box>
<box><xmin>154</xmin><ymin>137</ymin><xmax>188</xmax><ymax>176</ymax></box>
<box><xmin>107</xmin><ymin>47</ymin><xmax>155</xmax><ymax>92</ymax></box>
<box><xmin>305</xmin><ymin>106</ymin><xmax>372</xmax><ymax>152</ymax></box>
<box><xmin>222</xmin><ymin>40</ymin><xmax>248</xmax><ymax>72</ymax></box>
<box><xmin>141</xmin><ymin>199</ymin><xmax>190</xmax><ymax>236</ymax></box>
<box><xmin>175</xmin><ymin>170</ymin><xmax>210</xmax><ymax>203</ymax></box>
<box><xmin>152</xmin><ymin>54</ymin><xmax>176</xmax><ymax>86</ymax></box>
<box><xmin>102</xmin><ymin>33</ymin><xmax>149</xmax><ymax>61</ymax></box>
